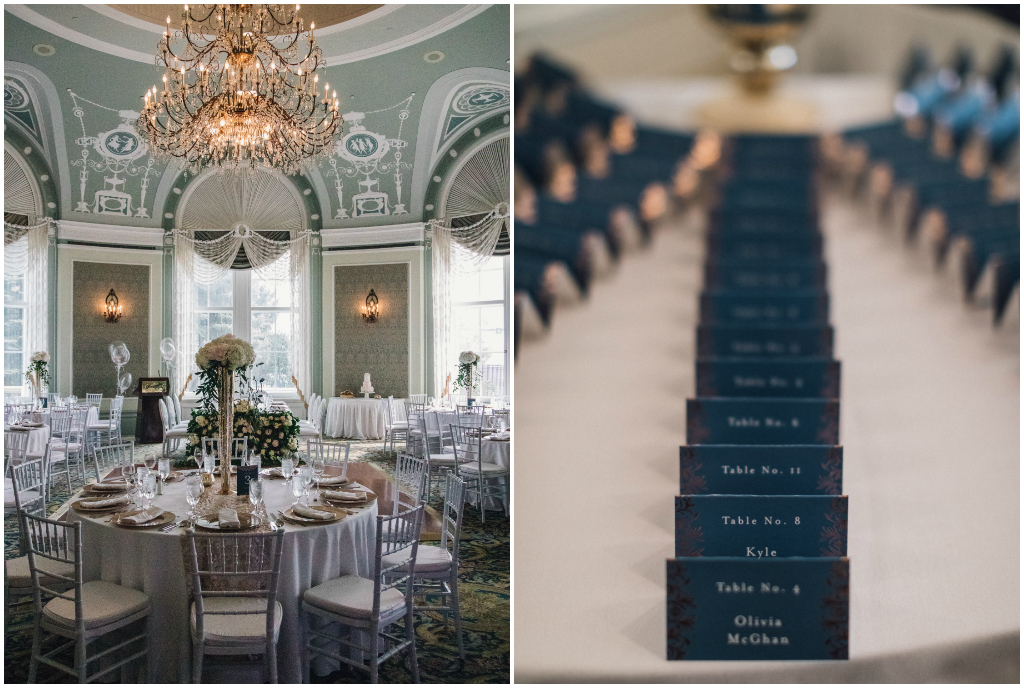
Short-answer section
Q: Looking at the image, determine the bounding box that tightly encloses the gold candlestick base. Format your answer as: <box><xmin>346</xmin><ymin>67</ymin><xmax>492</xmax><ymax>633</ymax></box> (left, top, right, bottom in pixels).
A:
<box><xmin>697</xmin><ymin>90</ymin><xmax>818</xmax><ymax>133</ymax></box>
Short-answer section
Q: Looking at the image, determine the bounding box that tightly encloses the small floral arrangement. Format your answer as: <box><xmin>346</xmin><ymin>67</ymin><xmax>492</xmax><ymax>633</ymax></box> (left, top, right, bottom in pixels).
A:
<box><xmin>252</xmin><ymin>410</ymin><xmax>300</xmax><ymax>460</ymax></box>
<box><xmin>455</xmin><ymin>350</ymin><xmax>481</xmax><ymax>393</ymax></box>
<box><xmin>25</xmin><ymin>351</ymin><xmax>50</xmax><ymax>393</ymax></box>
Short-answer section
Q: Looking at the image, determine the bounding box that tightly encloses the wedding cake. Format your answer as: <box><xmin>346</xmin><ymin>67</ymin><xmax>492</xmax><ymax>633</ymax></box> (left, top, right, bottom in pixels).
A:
<box><xmin>360</xmin><ymin>373</ymin><xmax>374</xmax><ymax>397</ymax></box>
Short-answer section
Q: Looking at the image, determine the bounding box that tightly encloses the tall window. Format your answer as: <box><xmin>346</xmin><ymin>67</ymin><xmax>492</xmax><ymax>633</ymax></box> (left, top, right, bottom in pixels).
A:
<box><xmin>4</xmin><ymin>273</ymin><xmax>27</xmax><ymax>392</ymax></box>
<box><xmin>192</xmin><ymin>270</ymin><xmax>293</xmax><ymax>391</ymax></box>
<box><xmin>450</xmin><ymin>255</ymin><xmax>510</xmax><ymax>400</ymax></box>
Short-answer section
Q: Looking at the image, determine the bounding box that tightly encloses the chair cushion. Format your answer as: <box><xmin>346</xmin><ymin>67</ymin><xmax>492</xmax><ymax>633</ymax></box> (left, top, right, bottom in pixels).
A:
<box><xmin>388</xmin><ymin>422</ymin><xmax>410</xmax><ymax>430</ymax></box>
<box><xmin>50</xmin><ymin>442</ymin><xmax>83</xmax><ymax>452</ymax></box>
<box><xmin>86</xmin><ymin>423</ymin><xmax>110</xmax><ymax>430</ymax></box>
<box><xmin>427</xmin><ymin>454</ymin><xmax>460</xmax><ymax>467</ymax></box>
<box><xmin>382</xmin><ymin>545</ymin><xmax>453</xmax><ymax>574</ymax></box>
<box><xmin>5</xmin><ymin>554</ymin><xmax>76</xmax><ymax>588</ymax></box>
<box><xmin>43</xmin><ymin>580</ymin><xmax>150</xmax><ymax>630</ymax></box>
<box><xmin>458</xmin><ymin>462</ymin><xmax>507</xmax><ymax>474</ymax></box>
<box><xmin>191</xmin><ymin>597</ymin><xmax>283</xmax><ymax>644</ymax></box>
<box><xmin>303</xmin><ymin>575</ymin><xmax>405</xmax><ymax>620</ymax></box>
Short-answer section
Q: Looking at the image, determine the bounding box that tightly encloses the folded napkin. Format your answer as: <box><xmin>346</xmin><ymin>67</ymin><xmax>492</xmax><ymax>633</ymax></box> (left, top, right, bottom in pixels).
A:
<box><xmin>120</xmin><ymin>506</ymin><xmax>162</xmax><ymax>525</ymax></box>
<box><xmin>292</xmin><ymin>505</ymin><xmax>335</xmax><ymax>520</ymax></box>
<box><xmin>81</xmin><ymin>495</ymin><xmax>129</xmax><ymax>509</ymax></box>
<box><xmin>218</xmin><ymin>508</ymin><xmax>241</xmax><ymax>529</ymax></box>
<box><xmin>324</xmin><ymin>490</ymin><xmax>365</xmax><ymax>502</ymax></box>
<box><xmin>265</xmin><ymin>468</ymin><xmax>285</xmax><ymax>478</ymax></box>
<box><xmin>316</xmin><ymin>475</ymin><xmax>349</xmax><ymax>486</ymax></box>
<box><xmin>90</xmin><ymin>481</ymin><xmax>127</xmax><ymax>492</ymax></box>
<box><xmin>488</xmin><ymin>432</ymin><xmax>510</xmax><ymax>440</ymax></box>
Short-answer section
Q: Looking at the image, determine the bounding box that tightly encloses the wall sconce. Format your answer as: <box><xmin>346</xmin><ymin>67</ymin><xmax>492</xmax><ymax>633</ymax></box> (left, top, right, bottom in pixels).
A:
<box><xmin>361</xmin><ymin>289</ymin><xmax>379</xmax><ymax>323</ymax></box>
<box><xmin>103</xmin><ymin>288</ymin><xmax>123</xmax><ymax>323</ymax></box>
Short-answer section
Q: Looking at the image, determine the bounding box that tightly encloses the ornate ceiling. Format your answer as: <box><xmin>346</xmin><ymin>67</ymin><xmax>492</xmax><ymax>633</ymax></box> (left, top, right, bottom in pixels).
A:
<box><xmin>4</xmin><ymin>4</ymin><xmax>510</xmax><ymax>231</ymax></box>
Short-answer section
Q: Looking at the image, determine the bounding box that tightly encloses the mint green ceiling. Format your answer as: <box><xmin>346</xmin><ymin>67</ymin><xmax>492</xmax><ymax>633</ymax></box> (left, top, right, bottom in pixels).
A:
<box><xmin>3</xmin><ymin>4</ymin><xmax>510</xmax><ymax>229</ymax></box>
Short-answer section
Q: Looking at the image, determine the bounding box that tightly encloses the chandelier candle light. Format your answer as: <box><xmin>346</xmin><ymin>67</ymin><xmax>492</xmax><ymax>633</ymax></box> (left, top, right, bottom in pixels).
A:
<box><xmin>138</xmin><ymin>4</ymin><xmax>342</xmax><ymax>174</ymax></box>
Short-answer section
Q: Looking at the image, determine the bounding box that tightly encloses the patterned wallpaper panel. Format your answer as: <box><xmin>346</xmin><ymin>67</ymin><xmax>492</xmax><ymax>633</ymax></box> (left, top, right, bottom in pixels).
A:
<box><xmin>72</xmin><ymin>262</ymin><xmax>150</xmax><ymax>398</ymax></box>
<box><xmin>334</xmin><ymin>264</ymin><xmax>409</xmax><ymax>398</ymax></box>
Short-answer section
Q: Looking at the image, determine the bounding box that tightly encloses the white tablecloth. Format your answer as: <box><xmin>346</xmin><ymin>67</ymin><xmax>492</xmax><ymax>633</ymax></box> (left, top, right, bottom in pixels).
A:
<box><xmin>69</xmin><ymin>471</ymin><xmax>377</xmax><ymax>683</ymax></box>
<box><xmin>323</xmin><ymin>398</ymin><xmax>386</xmax><ymax>440</ymax></box>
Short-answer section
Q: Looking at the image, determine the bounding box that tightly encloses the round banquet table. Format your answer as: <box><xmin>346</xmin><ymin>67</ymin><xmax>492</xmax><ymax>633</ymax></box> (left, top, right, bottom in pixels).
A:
<box><xmin>7</xmin><ymin>406</ymin><xmax>99</xmax><ymax>457</ymax></box>
<box><xmin>68</xmin><ymin>468</ymin><xmax>378</xmax><ymax>683</ymax></box>
<box><xmin>323</xmin><ymin>397</ymin><xmax>386</xmax><ymax>440</ymax></box>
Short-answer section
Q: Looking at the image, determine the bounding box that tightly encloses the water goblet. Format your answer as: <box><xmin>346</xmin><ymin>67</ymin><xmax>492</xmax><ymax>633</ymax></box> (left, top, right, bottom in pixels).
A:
<box><xmin>281</xmin><ymin>456</ymin><xmax>294</xmax><ymax>484</ymax></box>
<box><xmin>185</xmin><ymin>475</ymin><xmax>203</xmax><ymax>520</ymax></box>
<box><xmin>158</xmin><ymin>457</ymin><xmax>171</xmax><ymax>485</ymax></box>
<box><xmin>298</xmin><ymin>466</ymin><xmax>314</xmax><ymax>505</ymax></box>
<box><xmin>203</xmin><ymin>454</ymin><xmax>215</xmax><ymax>475</ymax></box>
<box><xmin>291</xmin><ymin>471</ymin><xmax>305</xmax><ymax>505</ymax></box>
<box><xmin>122</xmin><ymin>461</ymin><xmax>137</xmax><ymax>505</ymax></box>
<box><xmin>249</xmin><ymin>479</ymin><xmax>265</xmax><ymax>524</ymax></box>
<box><xmin>141</xmin><ymin>473</ymin><xmax>157</xmax><ymax>510</ymax></box>
<box><xmin>312</xmin><ymin>456</ymin><xmax>325</xmax><ymax>485</ymax></box>
<box><xmin>144</xmin><ymin>455</ymin><xmax>157</xmax><ymax>472</ymax></box>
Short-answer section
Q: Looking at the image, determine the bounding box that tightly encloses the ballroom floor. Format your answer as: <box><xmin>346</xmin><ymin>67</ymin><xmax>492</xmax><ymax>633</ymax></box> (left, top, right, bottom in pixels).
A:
<box><xmin>4</xmin><ymin>440</ymin><xmax>510</xmax><ymax>684</ymax></box>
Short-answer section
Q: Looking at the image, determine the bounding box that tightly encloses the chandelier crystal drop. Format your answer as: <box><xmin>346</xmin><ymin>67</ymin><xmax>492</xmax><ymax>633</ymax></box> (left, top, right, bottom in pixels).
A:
<box><xmin>137</xmin><ymin>4</ymin><xmax>342</xmax><ymax>175</ymax></box>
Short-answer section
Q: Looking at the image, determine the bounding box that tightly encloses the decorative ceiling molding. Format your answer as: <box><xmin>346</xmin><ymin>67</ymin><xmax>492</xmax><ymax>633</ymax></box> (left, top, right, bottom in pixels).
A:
<box><xmin>324</xmin><ymin>5</ymin><xmax>492</xmax><ymax>66</ymax></box>
<box><xmin>57</xmin><ymin>218</ymin><xmax>163</xmax><ymax>247</ymax></box>
<box><xmin>6</xmin><ymin>5</ymin><xmax>155</xmax><ymax>63</ymax></box>
<box><xmin>407</xmin><ymin>67</ymin><xmax>509</xmax><ymax>219</ymax></box>
<box><xmin>320</xmin><ymin>221</ymin><xmax>424</xmax><ymax>248</ymax></box>
<box><xmin>91</xmin><ymin>5</ymin><xmax>400</xmax><ymax>36</ymax></box>
<box><xmin>7</xmin><ymin>4</ymin><xmax>493</xmax><ymax>66</ymax></box>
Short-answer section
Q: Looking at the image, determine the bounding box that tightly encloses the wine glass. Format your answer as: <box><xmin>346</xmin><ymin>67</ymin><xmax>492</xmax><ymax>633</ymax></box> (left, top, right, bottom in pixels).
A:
<box><xmin>249</xmin><ymin>479</ymin><xmax>265</xmax><ymax>524</ymax></box>
<box><xmin>298</xmin><ymin>466</ymin><xmax>313</xmax><ymax>505</ymax></box>
<box><xmin>281</xmin><ymin>456</ymin><xmax>294</xmax><ymax>484</ymax></box>
<box><xmin>141</xmin><ymin>473</ymin><xmax>157</xmax><ymax>510</ymax></box>
<box><xmin>122</xmin><ymin>461</ymin><xmax>137</xmax><ymax>505</ymax></box>
<box><xmin>291</xmin><ymin>470</ymin><xmax>305</xmax><ymax>505</ymax></box>
<box><xmin>185</xmin><ymin>475</ymin><xmax>202</xmax><ymax>520</ymax></box>
<box><xmin>144</xmin><ymin>454</ymin><xmax>157</xmax><ymax>472</ymax></box>
<box><xmin>312</xmin><ymin>455</ymin><xmax>325</xmax><ymax>486</ymax></box>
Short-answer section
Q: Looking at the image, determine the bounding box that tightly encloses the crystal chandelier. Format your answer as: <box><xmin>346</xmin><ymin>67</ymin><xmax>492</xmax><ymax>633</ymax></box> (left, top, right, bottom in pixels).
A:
<box><xmin>137</xmin><ymin>4</ymin><xmax>342</xmax><ymax>175</ymax></box>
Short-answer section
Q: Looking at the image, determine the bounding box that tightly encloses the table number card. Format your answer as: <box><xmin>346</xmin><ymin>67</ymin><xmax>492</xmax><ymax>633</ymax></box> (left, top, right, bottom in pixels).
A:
<box><xmin>695</xmin><ymin>358</ymin><xmax>841</xmax><ymax>398</ymax></box>
<box><xmin>704</xmin><ymin>259</ymin><xmax>827</xmax><ymax>290</ymax></box>
<box><xmin>680</xmin><ymin>445</ymin><xmax>843</xmax><ymax>495</ymax></box>
<box><xmin>686</xmin><ymin>398</ymin><xmax>840</xmax><ymax>445</ymax></box>
<box><xmin>667</xmin><ymin>557</ymin><xmax>849</xmax><ymax>660</ymax></box>
<box><xmin>697</xmin><ymin>324</ymin><xmax>834</xmax><ymax>359</ymax></box>
<box><xmin>699</xmin><ymin>291</ymin><xmax>829</xmax><ymax>326</ymax></box>
<box><xmin>236</xmin><ymin>465</ymin><xmax>258</xmax><ymax>496</ymax></box>
<box><xmin>675</xmin><ymin>495</ymin><xmax>848</xmax><ymax>558</ymax></box>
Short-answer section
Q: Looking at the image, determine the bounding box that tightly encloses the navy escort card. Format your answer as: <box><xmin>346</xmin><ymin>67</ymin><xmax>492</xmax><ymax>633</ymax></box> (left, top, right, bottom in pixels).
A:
<box><xmin>675</xmin><ymin>495</ymin><xmax>848</xmax><ymax>558</ymax></box>
<box><xmin>680</xmin><ymin>445</ymin><xmax>843</xmax><ymax>496</ymax></box>
<box><xmin>687</xmin><ymin>398</ymin><xmax>839</xmax><ymax>445</ymax></box>
<box><xmin>704</xmin><ymin>259</ymin><xmax>827</xmax><ymax>290</ymax></box>
<box><xmin>667</xmin><ymin>557</ymin><xmax>849</xmax><ymax>660</ymax></box>
<box><xmin>699</xmin><ymin>290</ymin><xmax>829</xmax><ymax>326</ymax></box>
<box><xmin>695</xmin><ymin>358</ymin><xmax>841</xmax><ymax>398</ymax></box>
<box><xmin>696</xmin><ymin>325</ymin><xmax>834</xmax><ymax>358</ymax></box>
<box><xmin>706</xmin><ymin>233</ymin><xmax>823</xmax><ymax>259</ymax></box>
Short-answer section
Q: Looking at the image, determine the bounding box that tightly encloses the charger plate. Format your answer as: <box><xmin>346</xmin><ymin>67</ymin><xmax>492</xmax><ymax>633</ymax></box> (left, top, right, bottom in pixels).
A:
<box><xmin>282</xmin><ymin>505</ymin><xmax>346</xmax><ymax>525</ymax></box>
<box><xmin>111</xmin><ymin>510</ymin><xmax>175</xmax><ymax>528</ymax></box>
<box><xmin>71</xmin><ymin>497</ymin><xmax>132</xmax><ymax>513</ymax></box>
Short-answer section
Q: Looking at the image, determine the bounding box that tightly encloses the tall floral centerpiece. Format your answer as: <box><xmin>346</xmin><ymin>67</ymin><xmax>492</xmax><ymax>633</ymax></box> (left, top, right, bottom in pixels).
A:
<box><xmin>195</xmin><ymin>334</ymin><xmax>255</xmax><ymax>494</ymax></box>
<box><xmin>456</xmin><ymin>351</ymin><xmax>481</xmax><ymax>405</ymax></box>
<box><xmin>25</xmin><ymin>351</ymin><xmax>50</xmax><ymax>406</ymax></box>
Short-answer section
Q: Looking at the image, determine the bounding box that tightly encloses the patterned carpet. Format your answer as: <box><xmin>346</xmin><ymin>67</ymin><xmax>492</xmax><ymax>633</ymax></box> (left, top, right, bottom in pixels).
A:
<box><xmin>4</xmin><ymin>440</ymin><xmax>510</xmax><ymax>684</ymax></box>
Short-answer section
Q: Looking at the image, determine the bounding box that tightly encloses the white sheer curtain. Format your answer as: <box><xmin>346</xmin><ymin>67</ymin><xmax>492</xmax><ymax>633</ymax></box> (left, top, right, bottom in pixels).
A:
<box><xmin>4</xmin><ymin>219</ymin><xmax>50</xmax><ymax>374</ymax></box>
<box><xmin>288</xmin><ymin>234</ymin><xmax>312</xmax><ymax>397</ymax></box>
<box><xmin>172</xmin><ymin>235</ymin><xmax>196</xmax><ymax>398</ymax></box>
<box><xmin>172</xmin><ymin>228</ymin><xmax>312</xmax><ymax>397</ymax></box>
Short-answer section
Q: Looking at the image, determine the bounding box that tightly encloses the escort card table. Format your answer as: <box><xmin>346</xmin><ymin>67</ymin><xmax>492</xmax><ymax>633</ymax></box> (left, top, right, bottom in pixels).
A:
<box><xmin>323</xmin><ymin>397</ymin><xmax>387</xmax><ymax>440</ymax></box>
<box><xmin>67</xmin><ymin>467</ymin><xmax>378</xmax><ymax>683</ymax></box>
<box><xmin>514</xmin><ymin>190</ymin><xmax>1018</xmax><ymax>678</ymax></box>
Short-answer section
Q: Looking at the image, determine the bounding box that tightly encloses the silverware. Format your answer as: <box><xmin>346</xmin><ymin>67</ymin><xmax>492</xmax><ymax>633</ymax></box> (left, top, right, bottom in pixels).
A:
<box><xmin>158</xmin><ymin>522</ymin><xmax>177</xmax><ymax>532</ymax></box>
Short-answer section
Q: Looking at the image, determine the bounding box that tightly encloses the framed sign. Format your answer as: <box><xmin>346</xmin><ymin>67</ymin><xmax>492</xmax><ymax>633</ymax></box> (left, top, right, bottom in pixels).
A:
<box><xmin>138</xmin><ymin>377</ymin><xmax>170</xmax><ymax>396</ymax></box>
